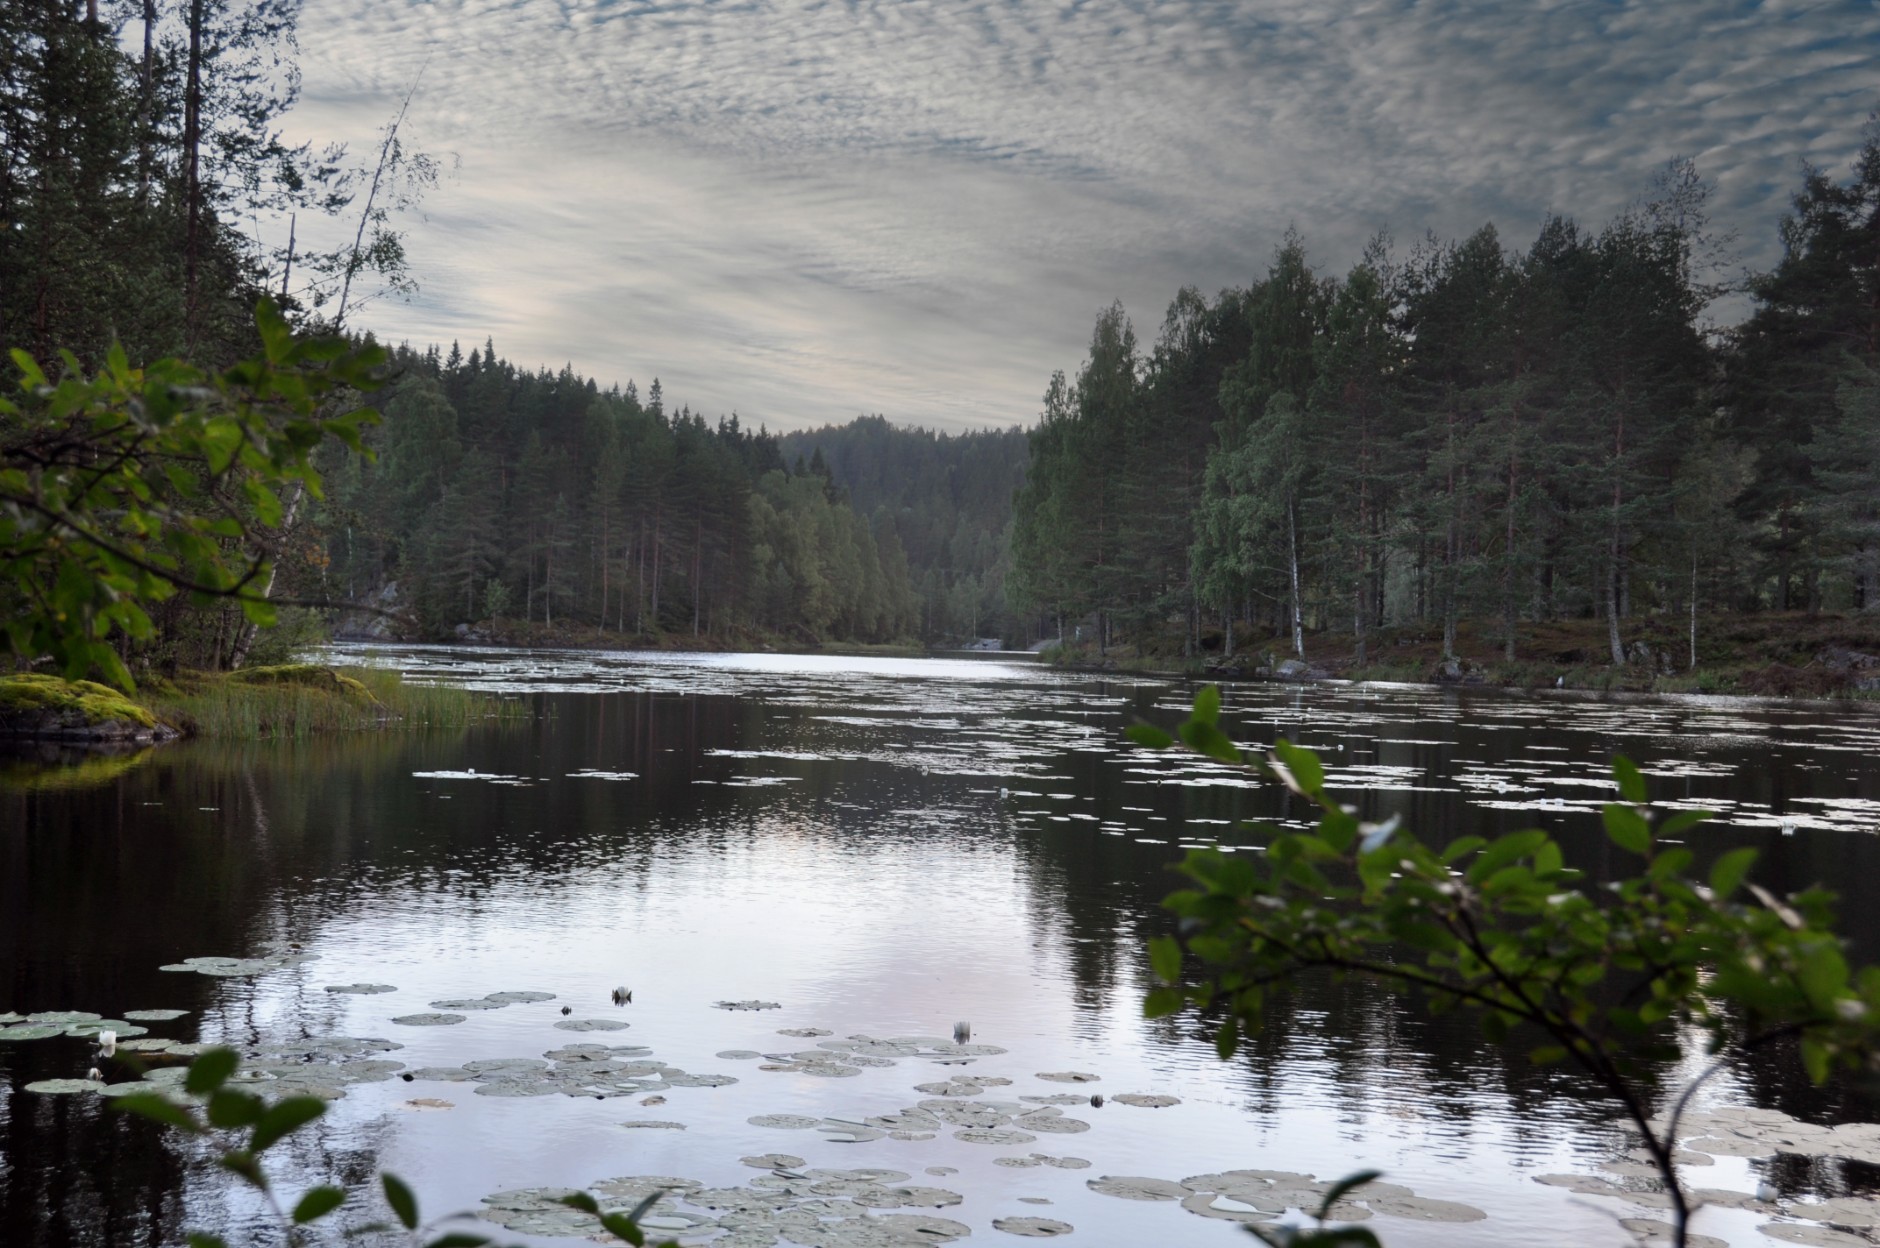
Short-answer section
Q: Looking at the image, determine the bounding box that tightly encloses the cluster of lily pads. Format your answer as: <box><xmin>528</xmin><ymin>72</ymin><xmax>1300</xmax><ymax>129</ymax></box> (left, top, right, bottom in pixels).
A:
<box><xmin>727</xmin><ymin>1033</ymin><xmax>1009</xmax><ymax>1082</ymax></box>
<box><xmin>1081</xmin><ymin>1169</ymin><xmax>1485</xmax><ymax>1226</ymax></box>
<box><xmin>159</xmin><ymin>946</ymin><xmax>317</xmax><ymax>977</ymax></box>
<box><xmin>389</xmin><ymin>989</ymin><xmax>566</xmax><ymax>1027</ymax></box>
<box><xmin>1529</xmin><ymin>1104</ymin><xmax>1880</xmax><ymax>1247</ymax></box>
<box><xmin>1</xmin><ymin>1009</ymin><xmax>167</xmax><ymax>1043</ymax></box>
<box><xmin>472</xmin><ymin>1160</ymin><xmax>1509</xmax><ymax>1244</ymax></box>
<box><xmin>479</xmin><ymin>1166</ymin><xmax>1004</xmax><ymax>1245</ymax></box>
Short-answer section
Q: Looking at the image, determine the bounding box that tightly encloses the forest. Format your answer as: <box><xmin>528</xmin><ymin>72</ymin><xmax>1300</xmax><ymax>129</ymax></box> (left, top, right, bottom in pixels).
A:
<box><xmin>1</xmin><ymin>0</ymin><xmax>990</xmax><ymax>663</ymax></box>
<box><xmin>1011</xmin><ymin>138</ymin><xmax>1880</xmax><ymax>669</ymax></box>
<box><xmin>7</xmin><ymin>0</ymin><xmax>1880</xmax><ymax>674</ymax></box>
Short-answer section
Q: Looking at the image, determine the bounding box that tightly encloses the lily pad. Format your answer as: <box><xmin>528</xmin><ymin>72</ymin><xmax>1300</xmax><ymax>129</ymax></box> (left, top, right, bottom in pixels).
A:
<box><xmin>401</xmin><ymin>1098</ymin><xmax>455</xmax><ymax>1111</ymax></box>
<box><xmin>404</xmin><ymin>1066</ymin><xmax>474</xmax><ymax>1081</ymax></box>
<box><xmin>994</xmin><ymin>1216</ymin><xmax>1075</xmax><ymax>1237</ymax></box>
<box><xmin>751</xmin><ymin>1114</ymin><xmax>824</xmax><ymax>1129</ymax></box>
<box><xmin>779</xmin><ymin>1027</ymin><xmax>833</xmax><ymax>1037</ymax></box>
<box><xmin>391</xmin><ymin>1013</ymin><xmax>466</xmax><ymax>1026</ymax></box>
<box><xmin>1181</xmin><ymin>1192</ymin><xmax>1278</xmax><ymax>1223</ymax></box>
<box><xmin>122</xmin><ymin>1009</ymin><xmax>191</xmax><ymax>1020</ymax></box>
<box><xmin>116</xmin><ymin>1038</ymin><xmax>177</xmax><ymax>1052</ymax></box>
<box><xmin>0</xmin><ymin>1012</ymin><xmax>20</xmax><ymax>1024</ymax></box>
<box><xmin>716</xmin><ymin>1001</ymin><xmax>782</xmax><ymax>1011</ymax></box>
<box><xmin>26</xmin><ymin>1078</ymin><xmax>106</xmax><ymax>1094</ymax></box>
<box><xmin>742</xmin><ymin>1154</ymin><xmax>807</xmax><ymax>1169</ymax></box>
<box><xmin>1035</xmin><ymin>1071</ymin><xmax>1100</xmax><ymax>1084</ymax></box>
<box><xmin>554</xmin><ymin>1018</ymin><xmax>630</xmax><ymax>1032</ymax></box>
<box><xmin>1016</xmin><ymin>1113</ymin><xmax>1089</xmax><ymax>1135</ymax></box>
<box><xmin>66</xmin><ymin>1020</ymin><xmax>147</xmax><ymax>1038</ymax></box>
<box><xmin>323</xmin><ymin>984</ymin><xmax>396</xmax><ymax>995</ymax></box>
<box><xmin>0</xmin><ymin>1023</ymin><xmax>66</xmax><ymax>1041</ymax></box>
<box><xmin>619</xmin><ymin>1119</ymin><xmax>687</xmax><ymax>1129</ymax></box>
<box><xmin>98</xmin><ymin>1082</ymin><xmax>155</xmax><ymax>1097</ymax></box>
<box><xmin>1087</xmin><ymin>1176</ymin><xmax>1185</xmax><ymax>1201</ymax></box>
<box><xmin>27</xmin><ymin>1011</ymin><xmax>101</xmax><ymax>1024</ymax></box>
<box><xmin>1112</xmin><ymin>1093</ymin><xmax>1179</xmax><ymax>1108</ymax></box>
<box><xmin>1759</xmin><ymin>1227</ymin><xmax>1874</xmax><ymax>1247</ymax></box>
<box><xmin>429</xmin><ymin>998</ymin><xmax>505</xmax><ymax>1011</ymax></box>
<box><xmin>956</xmin><ymin>1127</ymin><xmax>1037</xmax><ymax>1146</ymax></box>
<box><xmin>1367</xmin><ymin>1195</ymin><xmax>1487</xmax><ymax>1222</ymax></box>
<box><xmin>485</xmin><ymin>990</ymin><xmax>556</xmax><ymax>1003</ymax></box>
<box><xmin>718</xmin><ymin>1050</ymin><xmax>765</xmax><ymax>1060</ymax></box>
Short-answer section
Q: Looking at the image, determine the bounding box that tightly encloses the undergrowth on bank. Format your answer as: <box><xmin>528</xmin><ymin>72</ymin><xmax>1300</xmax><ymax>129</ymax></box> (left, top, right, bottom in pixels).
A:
<box><xmin>144</xmin><ymin>666</ymin><xmax>521</xmax><ymax>739</ymax></box>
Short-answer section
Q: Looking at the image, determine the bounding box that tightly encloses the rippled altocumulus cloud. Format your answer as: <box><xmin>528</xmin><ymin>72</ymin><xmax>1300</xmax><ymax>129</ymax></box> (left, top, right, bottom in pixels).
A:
<box><xmin>280</xmin><ymin>0</ymin><xmax>1880</xmax><ymax>433</ymax></box>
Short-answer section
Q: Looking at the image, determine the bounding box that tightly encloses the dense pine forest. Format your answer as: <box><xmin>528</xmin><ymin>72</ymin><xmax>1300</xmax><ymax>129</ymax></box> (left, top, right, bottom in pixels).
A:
<box><xmin>303</xmin><ymin>351</ymin><xmax>926</xmax><ymax>645</ymax></box>
<box><xmin>1010</xmin><ymin>139</ymin><xmax>1880</xmax><ymax>672</ymax></box>
<box><xmin>7</xmin><ymin>0</ymin><xmax>1880</xmax><ymax>676</ymax></box>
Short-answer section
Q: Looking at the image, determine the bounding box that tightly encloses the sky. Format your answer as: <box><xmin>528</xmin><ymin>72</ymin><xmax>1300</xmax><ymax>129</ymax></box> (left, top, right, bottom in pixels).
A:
<box><xmin>282</xmin><ymin>0</ymin><xmax>1880</xmax><ymax>434</ymax></box>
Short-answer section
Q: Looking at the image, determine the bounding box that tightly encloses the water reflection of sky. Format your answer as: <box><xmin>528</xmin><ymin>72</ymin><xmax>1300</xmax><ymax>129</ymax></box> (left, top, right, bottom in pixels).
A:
<box><xmin>7</xmin><ymin>648</ymin><xmax>1880</xmax><ymax>1247</ymax></box>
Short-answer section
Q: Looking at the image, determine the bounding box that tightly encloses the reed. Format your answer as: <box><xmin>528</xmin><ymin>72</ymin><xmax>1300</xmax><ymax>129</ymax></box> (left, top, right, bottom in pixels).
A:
<box><xmin>144</xmin><ymin>665</ymin><xmax>521</xmax><ymax>740</ymax></box>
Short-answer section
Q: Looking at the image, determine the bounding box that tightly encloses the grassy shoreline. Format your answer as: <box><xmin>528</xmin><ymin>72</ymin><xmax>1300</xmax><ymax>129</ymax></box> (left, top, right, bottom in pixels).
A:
<box><xmin>0</xmin><ymin>664</ymin><xmax>518</xmax><ymax>743</ymax></box>
<box><xmin>1038</xmin><ymin>612</ymin><xmax>1880</xmax><ymax>701</ymax></box>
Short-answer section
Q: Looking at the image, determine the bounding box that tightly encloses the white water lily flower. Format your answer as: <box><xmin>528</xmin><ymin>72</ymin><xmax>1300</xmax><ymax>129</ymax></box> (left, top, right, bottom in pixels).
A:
<box><xmin>97</xmin><ymin>1030</ymin><xmax>117</xmax><ymax>1056</ymax></box>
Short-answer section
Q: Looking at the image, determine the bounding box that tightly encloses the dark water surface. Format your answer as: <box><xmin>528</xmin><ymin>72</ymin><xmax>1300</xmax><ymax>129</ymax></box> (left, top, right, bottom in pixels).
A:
<box><xmin>7</xmin><ymin>647</ymin><xmax>1880</xmax><ymax>1248</ymax></box>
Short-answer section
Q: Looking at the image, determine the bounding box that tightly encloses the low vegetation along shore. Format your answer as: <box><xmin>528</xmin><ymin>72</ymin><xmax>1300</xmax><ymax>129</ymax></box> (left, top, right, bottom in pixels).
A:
<box><xmin>0</xmin><ymin>665</ymin><xmax>502</xmax><ymax>743</ymax></box>
<box><xmin>1046</xmin><ymin>611</ymin><xmax>1880</xmax><ymax>699</ymax></box>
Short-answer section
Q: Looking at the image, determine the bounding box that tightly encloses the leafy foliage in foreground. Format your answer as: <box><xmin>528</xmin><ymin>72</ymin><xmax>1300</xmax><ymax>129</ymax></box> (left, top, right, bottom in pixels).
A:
<box><xmin>114</xmin><ymin>1047</ymin><xmax>673</xmax><ymax>1247</ymax></box>
<box><xmin>0</xmin><ymin>303</ymin><xmax>383</xmax><ymax>686</ymax></box>
<box><xmin>1132</xmin><ymin>685</ymin><xmax>1880</xmax><ymax>1246</ymax></box>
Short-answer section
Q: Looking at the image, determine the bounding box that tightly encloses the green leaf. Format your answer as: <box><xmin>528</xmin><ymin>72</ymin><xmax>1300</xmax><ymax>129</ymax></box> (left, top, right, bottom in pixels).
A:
<box><xmin>1148</xmin><ymin>935</ymin><xmax>1183</xmax><ymax>983</ymax></box>
<box><xmin>111</xmin><ymin>1092</ymin><xmax>203</xmax><ymax>1134</ymax></box>
<box><xmin>1709</xmin><ymin>847</ymin><xmax>1758</xmax><ymax>899</ymax></box>
<box><xmin>423</xmin><ymin>1236</ymin><xmax>493</xmax><ymax>1248</ymax></box>
<box><xmin>1602</xmin><ymin>804</ymin><xmax>1652</xmax><ymax>855</ymax></box>
<box><xmin>560</xmin><ymin>1192</ymin><xmax>601</xmax><ymax>1214</ymax></box>
<box><xmin>1144</xmin><ymin>987</ymin><xmax>1185</xmax><ymax>1018</ymax></box>
<box><xmin>206</xmin><ymin>1089</ymin><xmax>263</xmax><ymax>1129</ymax></box>
<box><xmin>1270</xmin><ymin>739</ymin><xmax>1324</xmax><ymax>795</ymax></box>
<box><xmin>252</xmin><ymin>1096</ymin><xmax>327</xmax><ymax>1152</ymax></box>
<box><xmin>1659</xmin><ymin>809</ymin><xmax>1713</xmax><ymax>839</ymax></box>
<box><xmin>1126</xmin><ymin>722</ymin><xmax>1174</xmax><ymax>750</ymax></box>
<box><xmin>1528</xmin><ymin>1045</ymin><xmax>1568</xmax><ymax>1065</ymax></box>
<box><xmin>382</xmin><ymin>1173</ymin><xmax>420</xmax><ymax>1231</ymax></box>
<box><xmin>1612</xmin><ymin>756</ymin><xmax>1648</xmax><ymax>804</ymax></box>
<box><xmin>185</xmin><ymin>1048</ymin><xmax>240</xmax><ymax>1095</ymax></box>
<box><xmin>1314</xmin><ymin>1170</ymin><xmax>1382</xmax><ymax>1219</ymax></box>
<box><xmin>1179</xmin><ymin>719</ymin><xmax>1242</xmax><ymax>765</ymax></box>
<box><xmin>293</xmin><ymin>1186</ymin><xmax>346</xmax><ymax>1224</ymax></box>
<box><xmin>1192</xmin><ymin>684</ymin><xmax>1221</xmax><ymax>726</ymax></box>
<box><xmin>597</xmin><ymin>1213</ymin><xmax>646</xmax><ymax>1246</ymax></box>
<box><xmin>1801</xmin><ymin>1036</ymin><xmax>1831</xmax><ymax>1084</ymax></box>
<box><xmin>1214</xmin><ymin>1019</ymin><xmax>1239</xmax><ymax>1060</ymax></box>
<box><xmin>186</xmin><ymin>1236</ymin><xmax>229</xmax><ymax>1248</ymax></box>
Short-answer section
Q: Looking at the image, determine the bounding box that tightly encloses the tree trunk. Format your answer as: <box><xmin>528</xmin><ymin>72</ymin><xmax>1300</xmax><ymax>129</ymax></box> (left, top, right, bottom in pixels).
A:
<box><xmin>183</xmin><ymin>0</ymin><xmax>204</xmax><ymax>349</ymax></box>
<box><xmin>1288</xmin><ymin>495</ymin><xmax>1305</xmax><ymax>659</ymax></box>
<box><xmin>138</xmin><ymin>0</ymin><xmax>156</xmax><ymax>193</ymax></box>
<box><xmin>649</xmin><ymin>514</ymin><xmax>662</xmax><ymax>629</ymax></box>
<box><xmin>1504</xmin><ymin>405</ymin><xmax>1519</xmax><ymax>662</ymax></box>
<box><xmin>1689</xmin><ymin>548</ymin><xmax>1699</xmax><ymax>672</ymax></box>
<box><xmin>227</xmin><ymin>482</ymin><xmax>305</xmax><ymax>670</ymax></box>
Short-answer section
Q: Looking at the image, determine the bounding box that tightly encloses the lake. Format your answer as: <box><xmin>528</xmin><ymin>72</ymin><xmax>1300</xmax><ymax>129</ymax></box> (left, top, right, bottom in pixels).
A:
<box><xmin>6</xmin><ymin>647</ymin><xmax>1880</xmax><ymax>1248</ymax></box>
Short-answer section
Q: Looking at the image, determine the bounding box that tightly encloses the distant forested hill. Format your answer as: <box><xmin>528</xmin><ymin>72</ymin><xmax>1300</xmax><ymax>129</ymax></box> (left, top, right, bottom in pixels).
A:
<box><xmin>302</xmin><ymin>350</ymin><xmax>921</xmax><ymax>645</ymax></box>
<box><xmin>779</xmin><ymin>417</ymin><xmax>1030</xmax><ymax>643</ymax></box>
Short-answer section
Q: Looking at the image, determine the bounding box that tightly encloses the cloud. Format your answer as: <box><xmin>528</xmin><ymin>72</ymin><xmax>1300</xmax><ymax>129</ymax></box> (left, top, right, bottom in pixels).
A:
<box><xmin>279</xmin><ymin>0</ymin><xmax>1880</xmax><ymax>432</ymax></box>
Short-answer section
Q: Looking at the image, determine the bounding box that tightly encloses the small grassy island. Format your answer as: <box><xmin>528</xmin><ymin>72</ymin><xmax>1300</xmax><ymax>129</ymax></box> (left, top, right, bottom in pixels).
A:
<box><xmin>0</xmin><ymin>665</ymin><xmax>494</xmax><ymax>743</ymax></box>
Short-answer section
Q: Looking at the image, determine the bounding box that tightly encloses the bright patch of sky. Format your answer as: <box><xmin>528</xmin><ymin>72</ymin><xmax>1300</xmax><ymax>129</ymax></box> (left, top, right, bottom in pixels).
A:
<box><xmin>284</xmin><ymin>0</ymin><xmax>1880</xmax><ymax>433</ymax></box>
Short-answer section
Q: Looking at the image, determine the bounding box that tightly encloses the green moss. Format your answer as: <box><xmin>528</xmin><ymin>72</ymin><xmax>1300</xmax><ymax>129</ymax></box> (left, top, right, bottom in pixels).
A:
<box><xmin>0</xmin><ymin>674</ymin><xmax>159</xmax><ymax>729</ymax></box>
<box><xmin>225</xmin><ymin>664</ymin><xmax>374</xmax><ymax>699</ymax></box>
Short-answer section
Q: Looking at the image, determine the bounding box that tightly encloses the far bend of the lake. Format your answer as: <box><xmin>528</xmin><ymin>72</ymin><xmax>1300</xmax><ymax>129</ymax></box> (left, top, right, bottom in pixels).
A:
<box><xmin>8</xmin><ymin>646</ymin><xmax>1880</xmax><ymax>1248</ymax></box>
